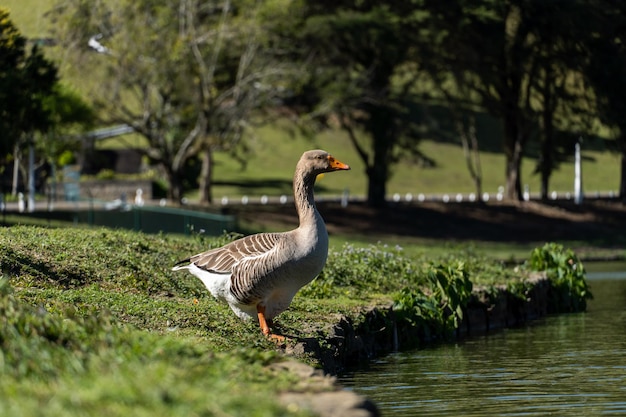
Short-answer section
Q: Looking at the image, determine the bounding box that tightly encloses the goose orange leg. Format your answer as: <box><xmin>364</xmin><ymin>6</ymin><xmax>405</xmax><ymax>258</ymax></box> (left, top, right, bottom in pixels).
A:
<box><xmin>256</xmin><ymin>304</ymin><xmax>285</xmax><ymax>342</ymax></box>
<box><xmin>257</xmin><ymin>304</ymin><xmax>272</xmax><ymax>336</ymax></box>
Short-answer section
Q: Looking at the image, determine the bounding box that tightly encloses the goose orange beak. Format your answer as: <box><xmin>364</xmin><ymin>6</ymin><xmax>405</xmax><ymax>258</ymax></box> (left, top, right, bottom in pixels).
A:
<box><xmin>328</xmin><ymin>155</ymin><xmax>350</xmax><ymax>171</ymax></box>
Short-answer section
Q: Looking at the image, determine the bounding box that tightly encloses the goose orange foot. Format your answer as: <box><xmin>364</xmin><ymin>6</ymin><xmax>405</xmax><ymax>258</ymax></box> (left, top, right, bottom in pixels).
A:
<box><xmin>257</xmin><ymin>305</ymin><xmax>286</xmax><ymax>343</ymax></box>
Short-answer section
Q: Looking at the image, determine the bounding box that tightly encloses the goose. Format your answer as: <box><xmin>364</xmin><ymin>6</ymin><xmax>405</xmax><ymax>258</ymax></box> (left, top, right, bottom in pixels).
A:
<box><xmin>172</xmin><ymin>150</ymin><xmax>350</xmax><ymax>338</ymax></box>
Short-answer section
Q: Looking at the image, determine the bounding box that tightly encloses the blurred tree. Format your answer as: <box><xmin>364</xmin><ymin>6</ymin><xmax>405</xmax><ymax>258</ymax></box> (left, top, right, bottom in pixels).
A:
<box><xmin>529</xmin><ymin>1</ymin><xmax>599</xmax><ymax>200</ymax></box>
<box><xmin>583</xmin><ymin>1</ymin><xmax>626</xmax><ymax>203</ymax></box>
<box><xmin>0</xmin><ymin>8</ymin><xmax>59</xmax><ymax>195</ymax></box>
<box><xmin>281</xmin><ymin>1</ymin><xmax>428</xmax><ymax>207</ymax></box>
<box><xmin>1</xmin><ymin>8</ymin><xmax>57</xmax><ymax>152</ymax></box>
<box><xmin>50</xmin><ymin>0</ymin><xmax>296</xmax><ymax>203</ymax></box>
<box><xmin>421</xmin><ymin>0</ymin><xmax>600</xmax><ymax>201</ymax></box>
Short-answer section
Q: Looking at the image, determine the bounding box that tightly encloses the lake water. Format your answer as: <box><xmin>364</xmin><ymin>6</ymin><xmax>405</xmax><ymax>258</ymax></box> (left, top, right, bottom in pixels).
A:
<box><xmin>338</xmin><ymin>264</ymin><xmax>626</xmax><ymax>416</ymax></box>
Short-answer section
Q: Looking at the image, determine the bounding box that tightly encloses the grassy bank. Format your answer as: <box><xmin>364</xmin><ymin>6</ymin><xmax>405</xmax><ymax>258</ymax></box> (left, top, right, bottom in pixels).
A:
<box><xmin>0</xmin><ymin>281</ymin><xmax>303</xmax><ymax>416</ymax></box>
<box><xmin>0</xmin><ymin>225</ymin><xmax>592</xmax><ymax>416</ymax></box>
<box><xmin>1</xmin><ymin>228</ymin><xmax>315</xmax><ymax>416</ymax></box>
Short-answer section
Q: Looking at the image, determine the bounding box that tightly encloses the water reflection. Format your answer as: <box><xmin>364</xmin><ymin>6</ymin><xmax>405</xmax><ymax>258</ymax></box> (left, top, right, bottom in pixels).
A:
<box><xmin>587</xmin><ymin>260</ymin><xmax>626</xmax><ymax>280</ymax></box>
<box><xmin>339</xmin><ymin>274</ymin><xmax>626</xmax><ymax>416</ymax></box>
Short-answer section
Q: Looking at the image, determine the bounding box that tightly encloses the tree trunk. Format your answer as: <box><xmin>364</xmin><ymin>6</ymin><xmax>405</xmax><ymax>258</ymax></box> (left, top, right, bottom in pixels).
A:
<box><xmin>619</xmin><ymin>145</ymin><xmax>626</xmax><ymax>204</ymax></box>
<box><xmin>198</xmin><ymin>148</ymin><xmax>213</xmax><ymax>204</ymax></box>
<box><xmin>12</xmin><ymin>145</ymin><xmax>20</xmax><ymax>196</ymax></box>
<box><xmin>505</xmin><ymin>154</ymin><xmax>521</xmax><ymax>201</ymax></box>
<box><xmin>457</xmin><ymin>115</ymin><xmax>483</xmax><ymax>201</ymax></box>
<box><xmin>366</xmin><ymin>163</ymin><xmax>387</xmax><ymax>208</ymax></box>
<box><xmin>539</xmin><ymin>125</ymin><xmax>553</xmax><ymax>201</ymax></box>
<box><xmin>165</xmin><ymin>166</ymin><xmax>184</xmax><ymax>203</ymax></box>
<box><xmin>539</xmin><ymin>65</ymin><xmax>556</xmax><ymax>201</ymax></box>
<box><xmin>503</xmin><ymin>113</ymin><xmax>524</xmax><ymax>201</ymax></box>
<box><xmin>366</xmin><ymin>108</ymin><xmax>394</xmax><ymax>208</ymax></box>
<box><xmin>539</xmin><ymin>167</ymin><xmax>549</xmax><ymax>201</ymax></box>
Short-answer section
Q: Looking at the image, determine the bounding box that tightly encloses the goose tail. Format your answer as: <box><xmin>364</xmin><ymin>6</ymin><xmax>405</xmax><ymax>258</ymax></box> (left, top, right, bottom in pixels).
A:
<box><xmin>171</xmin><ymin>258</ymin><xmax>192</xmax><ymax>271</ymax></box>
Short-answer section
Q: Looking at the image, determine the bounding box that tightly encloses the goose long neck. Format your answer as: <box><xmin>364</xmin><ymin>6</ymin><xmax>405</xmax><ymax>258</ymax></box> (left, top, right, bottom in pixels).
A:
<box><xmin>293</xmin><ymin>167</ymin><xmax>318</xmax><ymax>225</ymax></box>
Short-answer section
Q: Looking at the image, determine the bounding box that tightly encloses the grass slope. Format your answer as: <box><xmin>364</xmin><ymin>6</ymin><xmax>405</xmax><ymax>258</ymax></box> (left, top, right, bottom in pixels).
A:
<box><xmin>206</xmin><ymin>125</ymin><xmax>621</xmax><ymax>200</ymax></box>
<box><xmin>0</xmin><ymin>225</ymin><xmax>591</xmax><ymax>415</ymax></box>
<box><xmin>0</xmin><ymin>227</ymin><xmax>318</xmax><ymax>416</ymax></box>
<box><xmin>2</xmin><ymin>0</ymin><xmax>51</xmax><ymax>39</ymax></box>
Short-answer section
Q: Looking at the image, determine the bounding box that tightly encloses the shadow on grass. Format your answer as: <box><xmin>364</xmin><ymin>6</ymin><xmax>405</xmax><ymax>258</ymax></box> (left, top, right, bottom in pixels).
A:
<box><xmin>316</xmin><ymin>199</ymin><xmax>626</xmax><ymax>250</ymax></box>
<box><xmin>3</xmin><ymin>246</ymin><xmax>91</xmax><ymax>288</ymax></box>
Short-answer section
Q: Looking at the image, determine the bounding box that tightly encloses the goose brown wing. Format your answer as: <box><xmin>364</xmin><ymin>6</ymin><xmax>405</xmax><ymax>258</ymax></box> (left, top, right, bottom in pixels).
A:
<box><xmin>228</xmin><ymin>239</ymin><xmax>297</xmax><ymax>304</ymax></box>
<box><xmin>189</xmin><ymin>232</ymin><xmax>283</xmax><ymax>274</ymax></box>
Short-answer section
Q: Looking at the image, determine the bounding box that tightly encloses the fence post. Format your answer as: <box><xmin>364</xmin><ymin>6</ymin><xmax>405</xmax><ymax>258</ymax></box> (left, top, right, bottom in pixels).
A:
<box><xmin>574</xmin><ymin>139</ymin><xmax>583</xmax><ymax>205</ymax></box>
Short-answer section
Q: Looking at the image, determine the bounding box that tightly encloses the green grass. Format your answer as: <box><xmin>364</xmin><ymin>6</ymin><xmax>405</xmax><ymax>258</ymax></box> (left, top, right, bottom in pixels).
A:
<box><xmin>327</xmin><ymin>231</ymin><xmax>626</xmax><ymax>266</ymax></box>
<box><xmin>0</xmin><ymin>224</ymin><xmax>597</xmax><ymax>415</ymax></box>
<box><xmin>0</xmin><ymin>226</ymin><xmax>326</xmax><ymax>416</ymax></box>
<box><xmin>1</xmin><ymin>277</ymin><xmax>310</xmax><ymax>417</ymax></box>
<box><xmin>328</xmin><ymin>234</ymin><xmax>530</xmax><ymax>264</ymax></box>
<box><xmin>2</xmin><ymin>0</ymin><xmax>51</xmax><ymax>39</ymax></box>
<box><xmin>0</xmin><ymin>227</ymin><xmax>527</xmax><ymax>352</ymax></box>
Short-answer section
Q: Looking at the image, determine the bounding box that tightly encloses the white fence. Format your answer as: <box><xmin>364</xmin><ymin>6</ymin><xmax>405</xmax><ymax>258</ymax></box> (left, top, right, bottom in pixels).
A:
<box><xmin>214</xmin><ymin>189</ymin><xmax>620</xmax><ymax>207</ymax></box>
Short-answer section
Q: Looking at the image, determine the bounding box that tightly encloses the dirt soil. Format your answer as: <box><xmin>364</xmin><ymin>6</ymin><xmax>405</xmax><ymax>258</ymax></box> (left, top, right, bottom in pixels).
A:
<box><xmin>234</xmin><ymin>198</ymin><xmax>626</xmax><ymax>247</ymax></box>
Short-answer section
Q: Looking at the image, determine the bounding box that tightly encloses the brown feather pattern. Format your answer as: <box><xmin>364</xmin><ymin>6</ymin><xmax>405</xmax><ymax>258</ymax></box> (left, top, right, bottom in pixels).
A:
<box><xmin>190</xmin><ymin>233</ymin><xmax>281</xmax><ymax>273</ymax></box>
<box><xmin>188</xmin><ymin>232</ymin><xmax>288</xmax><ymax>303</ymax></box>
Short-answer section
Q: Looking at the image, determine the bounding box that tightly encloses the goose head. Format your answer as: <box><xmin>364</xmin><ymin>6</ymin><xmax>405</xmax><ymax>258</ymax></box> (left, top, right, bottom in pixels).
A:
<box><xmin>299</xmin><ymin>149</ymin><xmax>351</xmax><ymax>177</ymax></box>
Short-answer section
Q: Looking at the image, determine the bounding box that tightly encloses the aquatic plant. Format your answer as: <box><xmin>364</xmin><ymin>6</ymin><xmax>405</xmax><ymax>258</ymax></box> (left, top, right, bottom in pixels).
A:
<box><xmin>426</xmin><ymin>261</ymin><xmax>474</xmax><ymax>328</ymax></box>
<box><xmin>526</xmin><ymin>242</ymin><xmax>593</xmax><ymax>312</ymax></box>
<box><xmin>392</xmin><ymin>261</ymin><xmax>473</xmax><ymax>338</ymax></box>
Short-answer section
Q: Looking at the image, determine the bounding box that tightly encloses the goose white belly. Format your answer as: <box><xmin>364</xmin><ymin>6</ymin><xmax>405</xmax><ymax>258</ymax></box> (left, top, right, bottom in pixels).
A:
<box><xmin>184</xmin><ymin>263</ymin><xmax>258</xmax><ymax>319</ymax></box>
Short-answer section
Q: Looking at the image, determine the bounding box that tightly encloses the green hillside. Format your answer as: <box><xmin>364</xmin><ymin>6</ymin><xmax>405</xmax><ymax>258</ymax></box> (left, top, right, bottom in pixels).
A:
<box><xmin>3</xmin><ymin>0</ymin><xmax>51</xmax><ymax>38</ymax></box>
<box><xmin>206</xmin><ymin>125</ymin><xmax>620</xmax><ymax>199</ymax></box>
<box><xmin>4</xmin><ymin>1</ymin><xmax>621</xmax><ymax>200</ymax></box>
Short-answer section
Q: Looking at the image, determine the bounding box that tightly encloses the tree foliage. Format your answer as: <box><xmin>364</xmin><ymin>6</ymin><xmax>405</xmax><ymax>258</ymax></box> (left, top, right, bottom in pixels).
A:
<box><xmin>277</xmin><ymin>0</ymin><xmax>617</xmax><ymax>205</ymax></box>
<box><xmin>583</xmin><ymin>1</ymin><xmax>626</xmax><ymax>202</ymax></box>
<box><xmin>0</xmin><ymin>8</ymin><xmax>58</xmax><ymax>159</ymax></box>
<box><xmin>50</xmin><ymin>0</ymin><xmax>297</xmax><ymax>202</ymax></box>
<box><xmin>282</xmin><ymin>1</ymin><xmax>429</xmax><ymax>207</ymax></box>
<box><xmin>0</xmin><ymin>8</ymin><xmax>94</xmax><ymax>197</ymax></box>
<box><xmin>37</xmin><ymin>0</ymin><xmax>626</xmax><ymax>204</ymax></box>
<box><xmin>419</xmin><ymin>0</ymin><xmax>600</xmax><ymax>201</ymax></box>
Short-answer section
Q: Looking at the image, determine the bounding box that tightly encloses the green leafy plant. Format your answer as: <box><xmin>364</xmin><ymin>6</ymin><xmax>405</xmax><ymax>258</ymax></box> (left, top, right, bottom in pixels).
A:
<box><xmin>526</xmin><ymin>242</ymin><xmax>592</xmax><ymax>312</ymax></box>
<box><xmin>95</xmin><ymin>169</ymin><xmax>116</xmax><ymax>180</ymax></box>
<box><xmin>393</xmin><ymin>287</ymin><xmax>444</xmax><ymax>336</ymax></box>
<box><xmin>392</xmin><ymin>261</ymin><xmax>473</xmax><ymax>338</ymax></box>
<box><xmin>505</xmin><ymin>278</ymin><xmax>535</xmax><ymax>302</ymax></box>
<box><xmin>426</xmin><ymin>261</ymin><xmax>473</xmax><ymax>329</ymax></box>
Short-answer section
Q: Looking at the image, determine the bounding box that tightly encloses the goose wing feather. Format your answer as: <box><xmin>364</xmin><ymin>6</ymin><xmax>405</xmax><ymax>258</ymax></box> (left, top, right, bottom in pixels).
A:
<box><xmin>190</xmin><ymin>232</ymin><xmax>294</xmax><ymax>304</ymax></box>
<box><xmin>189</xmin><ymin>232</ymin><xmax>284</xmax><ymax>274</ymax></box>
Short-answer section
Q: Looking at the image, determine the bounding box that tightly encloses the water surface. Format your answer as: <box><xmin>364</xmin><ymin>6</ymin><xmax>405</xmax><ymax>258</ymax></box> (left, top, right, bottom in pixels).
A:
<box><xmin>339</xmin><ymin>268</ymin><xmax>626</xmax><ymax>416</ymax></box>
